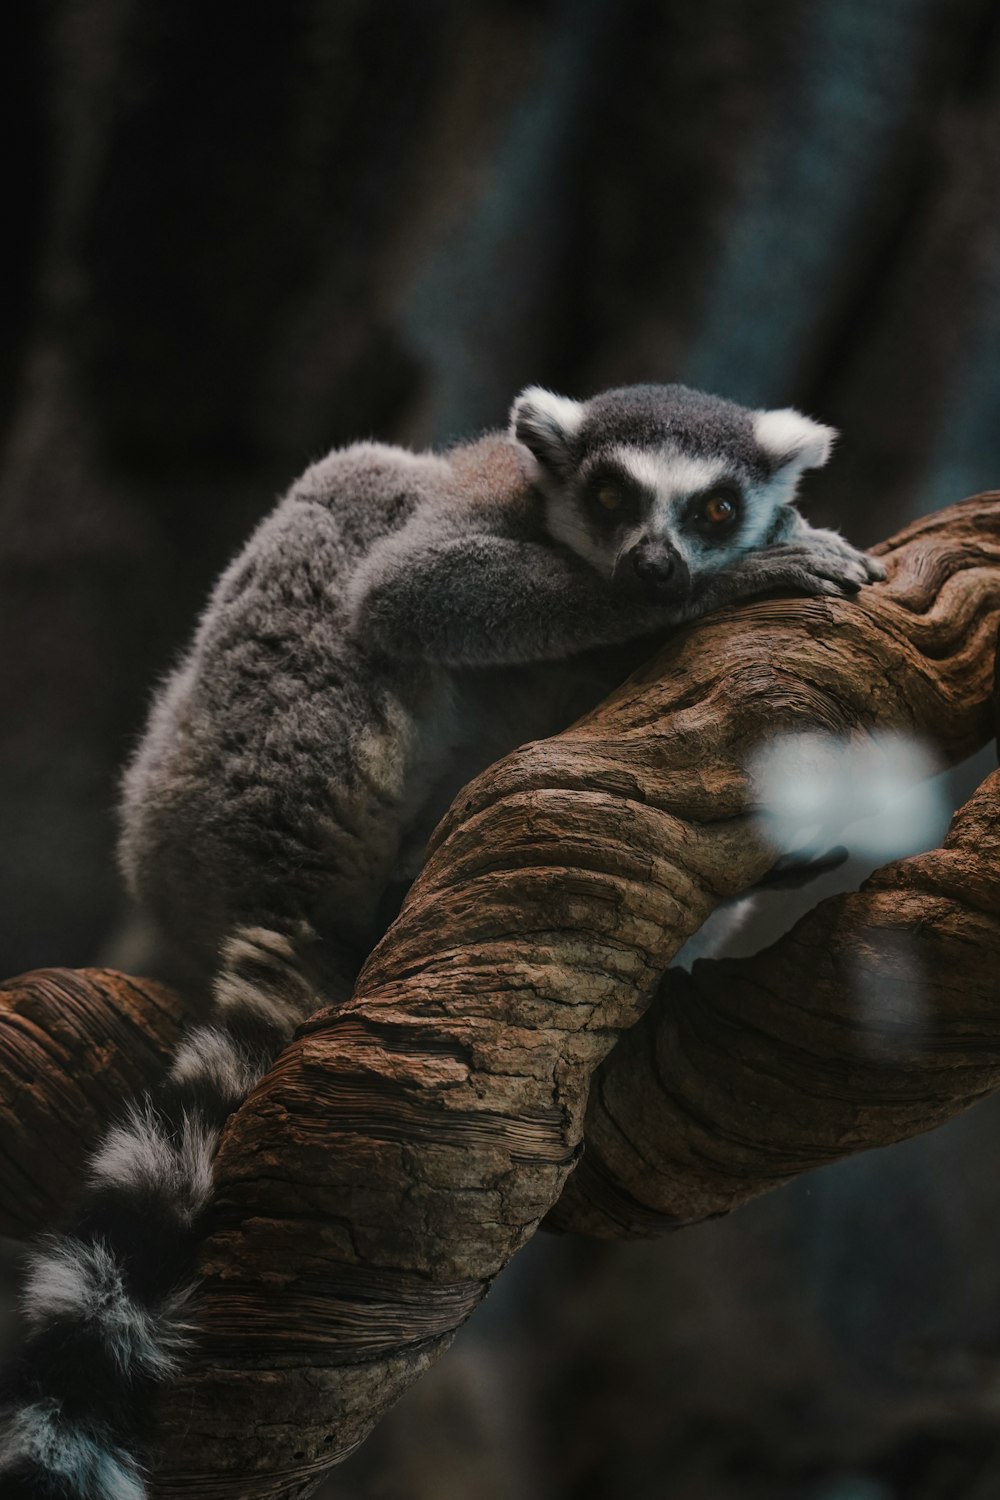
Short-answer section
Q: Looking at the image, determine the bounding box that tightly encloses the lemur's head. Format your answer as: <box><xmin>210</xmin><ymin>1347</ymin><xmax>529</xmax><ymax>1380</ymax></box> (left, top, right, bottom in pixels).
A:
<box><xmin>510</xmin><ymin>383</ymin><xmax>835</xmax><ymax>602</ymax></box>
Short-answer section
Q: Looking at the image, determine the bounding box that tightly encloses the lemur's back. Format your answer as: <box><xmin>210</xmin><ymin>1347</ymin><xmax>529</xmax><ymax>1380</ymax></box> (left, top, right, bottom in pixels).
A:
<box><xmin>119</xmin><ymin>436</ymin><xmax>530</xmax><ymax>985</ymax></box>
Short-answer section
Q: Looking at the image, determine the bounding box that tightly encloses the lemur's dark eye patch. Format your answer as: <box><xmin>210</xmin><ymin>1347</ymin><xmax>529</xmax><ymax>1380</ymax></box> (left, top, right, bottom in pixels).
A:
<box><xmin>583</xmin><ymin>469</ymin><xmax>644</xmax><ymax>524</ymax></box>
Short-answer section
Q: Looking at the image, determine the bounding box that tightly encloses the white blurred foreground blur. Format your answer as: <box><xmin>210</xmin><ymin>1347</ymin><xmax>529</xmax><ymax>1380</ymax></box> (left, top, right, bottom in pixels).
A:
<box><xmin>674</xmin><ymin>731</ymin><xmax>991</xmax><ymax>975</ymax></box>
<box><xmin>747</xmin><ymin>729</ymin><xmax>948</xmax><ymax>864</ymax></box>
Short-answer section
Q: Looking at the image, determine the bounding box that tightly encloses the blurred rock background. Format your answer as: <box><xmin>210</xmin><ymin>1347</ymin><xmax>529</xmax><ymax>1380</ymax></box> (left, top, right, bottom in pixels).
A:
<box><xmin>3</xmin><ymin>2</ymin><xmax>1000</xmax><ymax>1495</ymax></box>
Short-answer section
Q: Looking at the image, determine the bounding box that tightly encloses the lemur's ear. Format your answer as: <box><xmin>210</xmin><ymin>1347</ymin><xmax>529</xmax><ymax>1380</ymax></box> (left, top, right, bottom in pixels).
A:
<box><xmin>754</xmin><ymin>408</ymin><xmax>837</xmax><ymax>473</ymax></box>
<box><xmin>510</xmin><ymin>387</ymin><xmax>585</xmax><ymax>475</ymax></box>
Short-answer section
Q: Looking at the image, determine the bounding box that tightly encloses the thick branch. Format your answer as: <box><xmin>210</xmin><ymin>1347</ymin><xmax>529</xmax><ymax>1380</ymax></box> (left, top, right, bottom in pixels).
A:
<box><xmin>0</xmin><ymin>970</ymin><xmax>184</xmax><ymax>1237</ymax></box>
<box><xmin>1</xmin><ymin>500</ymin><xmax>997</xmax><ymax>1490</ymax></box>
<box><xmin>141</xmin><ymin>495</ymin><xmax>1000</xmax><ymax>1496</ymax></box>
<box><xmin>546</xmin><ymin>761</ymin><xmax>1000</xmax><ymax>1235</ymax></box>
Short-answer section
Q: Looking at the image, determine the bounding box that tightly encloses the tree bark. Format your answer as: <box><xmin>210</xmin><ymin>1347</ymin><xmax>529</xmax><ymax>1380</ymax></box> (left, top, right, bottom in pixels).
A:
<box><xmin>546</xmin><ymin>759</ymin><xmax>1000</xmax><ymax>1236</ymax></box>
<box><xmin>1</xmin><ymin>498</ymin><xmax>998</xmax><ymax>1493</ymax></box>
<box><xmin>0</xmin><ymin>969</ymin><xmax>184</xmax><ymax>1238</ymax></box>
<box><xmin>135</xmin><ymin>494</ymin><xmax>998</xmax><ymax>1495</ymax></box>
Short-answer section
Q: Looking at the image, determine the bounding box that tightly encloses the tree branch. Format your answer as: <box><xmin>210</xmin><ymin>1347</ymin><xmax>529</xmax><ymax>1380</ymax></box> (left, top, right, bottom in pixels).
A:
<box><xmin>137</xmin><ymin>494</ymin><xmax>999</xmax><ymax>1495</ymax></box>
<box><xmin>546</xmin><ymin>760</ymin><xmax>1000</xmax><ymax>1236</ymax></box>
<box><xmin>2</xmin><ymin>498</ymin><xmax>998</xmax><ymax>1493</ymax></box>
<box><xmin>0</xmin><ymin>970</ymin><xmax>184</xmax><ymax>1238</ymax></box>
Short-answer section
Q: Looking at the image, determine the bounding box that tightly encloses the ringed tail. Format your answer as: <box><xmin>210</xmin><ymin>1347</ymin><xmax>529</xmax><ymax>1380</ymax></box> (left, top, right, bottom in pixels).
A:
<box><xmin>0</xmin><ymin>928</ymin><xmax>321</xmax><ymax>1499</ymax></box>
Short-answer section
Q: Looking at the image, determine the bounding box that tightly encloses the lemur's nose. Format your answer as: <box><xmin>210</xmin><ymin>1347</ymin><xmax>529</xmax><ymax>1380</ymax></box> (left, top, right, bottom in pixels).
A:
<box><xmin>631</xmin><ymin>548</ymin><xmax>675</xmax><ymax>586</ymax></box>
<box><xmin>629</xmin><ymin>540</ymin><xmax>685</xmax><ymax>598</ymax></box>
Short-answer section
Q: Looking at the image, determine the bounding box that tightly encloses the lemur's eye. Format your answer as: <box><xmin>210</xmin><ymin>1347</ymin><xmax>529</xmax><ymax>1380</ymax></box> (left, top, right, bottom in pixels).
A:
<box><xmin>699</xmin><ymin>493</ymin><xmax>737</xmax><ymax>526</ymax></box>
<box><xmin>588</xmin><ymin>474</ymin><xmax>641</xmax><ymax>522</ymax></box>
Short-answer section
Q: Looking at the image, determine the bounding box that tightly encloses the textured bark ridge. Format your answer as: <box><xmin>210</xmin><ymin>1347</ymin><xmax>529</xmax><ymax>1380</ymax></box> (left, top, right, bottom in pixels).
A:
<box><xmin>136</xmin><ymin>495</ymin><xmax>999</xmax><ymax>1496</ymax></box>
<box><xmin>547</xmin><ymin>762</ymin><xmax>1000</xmax><ymax>1236</ymax></box>
<box><xmin>0</xmin><ymin>969</ymin><xmax>184</xmax><ymax>1238</ymax></box>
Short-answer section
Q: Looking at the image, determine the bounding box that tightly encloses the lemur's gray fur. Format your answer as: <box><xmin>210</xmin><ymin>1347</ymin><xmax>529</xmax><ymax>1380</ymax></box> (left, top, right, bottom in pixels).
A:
<box><xmin>0</xmin><ymin>383</ymin><xmax>883</xmax><ymax>1498</ymax></box>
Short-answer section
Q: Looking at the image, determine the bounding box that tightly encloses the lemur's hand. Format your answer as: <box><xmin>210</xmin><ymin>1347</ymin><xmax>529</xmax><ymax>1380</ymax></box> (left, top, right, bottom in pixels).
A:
<box><xmin>747</xmin><ymin>529</ymin><xmax>886</xmax><ymax>598</ymax></box>
<box><xmin>679</xmin><ymin>527</ymin><xmax>884</xmax><ymax>620</ymax></box>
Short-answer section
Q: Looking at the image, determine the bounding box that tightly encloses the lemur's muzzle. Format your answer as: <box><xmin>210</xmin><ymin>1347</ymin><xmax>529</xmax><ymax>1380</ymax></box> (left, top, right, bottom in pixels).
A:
<box><xmin>625</xmin><ymin>538</ymin><xmax>690</xmax><ymax>602</ymax></box>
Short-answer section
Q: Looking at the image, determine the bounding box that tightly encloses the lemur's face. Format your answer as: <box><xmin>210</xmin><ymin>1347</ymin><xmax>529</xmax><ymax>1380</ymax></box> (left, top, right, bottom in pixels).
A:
<box><xmin>511</xmin><ymin>384</ymin><xmax>836</xmax><ymax>604</ymax></box>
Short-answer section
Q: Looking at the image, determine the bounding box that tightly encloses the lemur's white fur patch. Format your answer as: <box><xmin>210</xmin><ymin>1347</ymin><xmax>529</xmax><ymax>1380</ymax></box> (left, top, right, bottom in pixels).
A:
<box><xmin>354</xmin><ymin>697</ymin><xmax>415</xmax><ymax>801</ymax></box>
<box><xmin>754</xmin><ymin>408</ymin><xmax>836</xmax><ymax>470</ymax></box>
<box><xmin>509</xmin><ymin>387</ymin><xmax>585</xmax><ymax>441</ymax></box>
<box><xmin>612</xmin><ymin>445</ymin><xmax>727</xmax><ymax>503</ymax></box>
<box><xmin>169</xmin><ymin>1025</ymin><xmax>258</xmax><ymax>1102</ymax></box>
<box><xmin>90</xmin><ymin>1104</ymin><xmax>217</xmax><ymax>1223</ymax></box>
<box><xmin>22</xmin><ymin>1240</ymin><xmax>183</xmax><ymax>1376</ymax></box>
<box><xmin>544</xmin><ymin>500</ymin><xmax>614</xmax><ymax>577</ymax></box>
<box><xmin>0</xmin><ymin>1402</ymin><xmax>146</xmax><ymax>1499</ymax></box>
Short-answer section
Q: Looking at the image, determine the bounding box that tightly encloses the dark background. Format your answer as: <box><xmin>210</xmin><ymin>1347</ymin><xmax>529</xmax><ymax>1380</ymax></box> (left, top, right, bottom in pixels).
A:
<box><xmin>4</xmin><ymin>3</ymin><xmax>1000</xmax><ymax>1496</ymax></box>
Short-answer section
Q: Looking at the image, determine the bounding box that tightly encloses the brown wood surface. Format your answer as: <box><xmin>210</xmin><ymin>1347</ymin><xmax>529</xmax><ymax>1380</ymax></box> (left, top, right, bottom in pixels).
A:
<box><xmin>137</xmin><ymin>495</ymin><xmax>1000</xmax><ymax>1495</ymax></box>
<box><xmin>0</xmin><ymin>969</ymin><xmax>185</xmax><ymax>1237</ymax></box>
<box><xmin>547</xmin><ymin>760</ymin><xmax>1000</xmax><ymax>1236</ymax></box>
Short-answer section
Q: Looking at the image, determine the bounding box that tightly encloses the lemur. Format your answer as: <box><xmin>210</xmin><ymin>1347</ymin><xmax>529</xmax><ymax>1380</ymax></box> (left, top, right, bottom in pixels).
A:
<box><xmin>0</xmin><ymin>383</ymin><xmax>883</xmax><ymax>1498</ymax></box>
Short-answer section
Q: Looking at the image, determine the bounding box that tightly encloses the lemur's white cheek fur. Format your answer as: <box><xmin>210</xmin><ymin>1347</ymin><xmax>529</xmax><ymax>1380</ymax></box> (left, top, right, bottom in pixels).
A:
<box><xmin>740</xmin><ymin>472</ymin><xmax>806</xmax><ymax>546</ymax></box>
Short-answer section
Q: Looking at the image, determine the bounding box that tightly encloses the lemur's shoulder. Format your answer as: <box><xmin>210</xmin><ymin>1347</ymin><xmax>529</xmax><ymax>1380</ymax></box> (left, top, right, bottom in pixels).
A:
<box><xmin>290</xmin><ymin>439</ymin><xmax>453</xmax><ymax>504</ymax></box>
<box><xmin>261</xmin><ymin>432</ymin><xmax>539</xmax><ymax>543</ymax></box>
<box><xmin>443</xmin><ymin>431</ymin><xmax>543</xmax><ymax>537</ymax></box>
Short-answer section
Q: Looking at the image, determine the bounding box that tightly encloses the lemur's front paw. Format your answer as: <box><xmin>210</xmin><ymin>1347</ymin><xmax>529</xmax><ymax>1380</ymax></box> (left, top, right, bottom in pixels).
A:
<box><xmin>805</xmin><ymin>528</ymin><xmax>886</xmax><ymax>584</ymax></box>
<box><xmin>761</xmin><ymin>531</ymin><xmax>885</xmax><ymax>598</ymax></box>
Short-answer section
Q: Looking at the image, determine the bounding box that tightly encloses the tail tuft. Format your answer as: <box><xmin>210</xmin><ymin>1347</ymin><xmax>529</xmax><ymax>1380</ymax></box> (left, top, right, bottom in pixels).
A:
<box><xmin>0</xmin><ymin>1400</ymin><xmax>146</xmax><ymax>1499</ymax></box>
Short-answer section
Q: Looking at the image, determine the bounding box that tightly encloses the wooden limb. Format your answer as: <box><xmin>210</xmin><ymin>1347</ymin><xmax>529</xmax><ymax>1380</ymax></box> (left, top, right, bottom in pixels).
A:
<box><xmin>545</xmin><ymin>760</ymin><xmax>1000</xmax><ymax>1236</ymax></box>
<box><xmin>139</xmin><ymin>495</ymin><xmax>1000</xmax><ymax>1496</ymax></box>
<box><xmin>0</xmin><ymin>970</ymin><xmax>184</xmax><ymax>1237</ymax></box>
